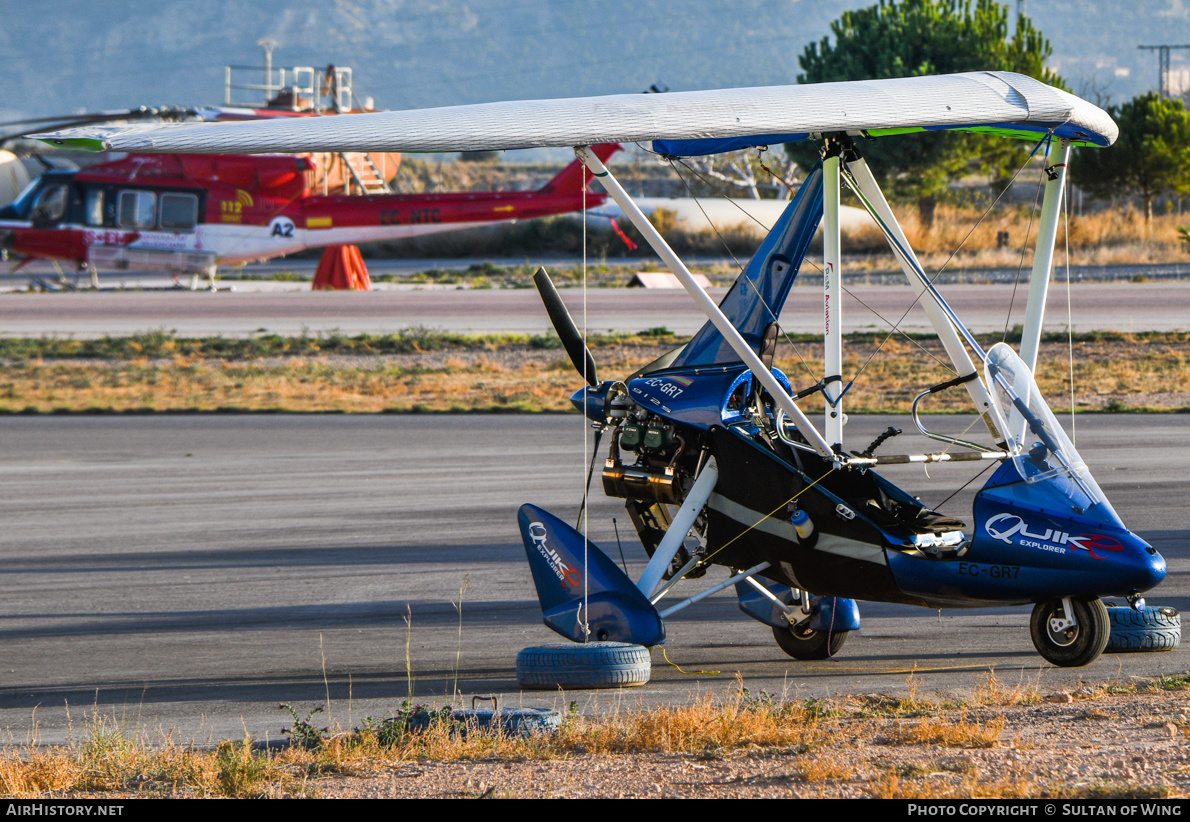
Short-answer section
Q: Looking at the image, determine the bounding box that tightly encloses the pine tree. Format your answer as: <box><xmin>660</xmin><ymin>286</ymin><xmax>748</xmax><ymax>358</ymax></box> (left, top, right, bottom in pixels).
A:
<box><xmin>789</xmin><ymin>0</ymin><xmax>1060</xmax><ymax>226</ymax></box>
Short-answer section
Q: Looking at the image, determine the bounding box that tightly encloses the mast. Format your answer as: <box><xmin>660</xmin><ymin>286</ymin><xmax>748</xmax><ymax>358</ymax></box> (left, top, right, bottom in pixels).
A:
<box><xmin>822</xmin><ymin>136</ymin><xmax>845</xmax><ymax>453</ymax></box>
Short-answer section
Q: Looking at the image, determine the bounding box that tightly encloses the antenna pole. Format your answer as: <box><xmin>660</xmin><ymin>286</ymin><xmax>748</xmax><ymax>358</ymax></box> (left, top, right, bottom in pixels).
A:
<box><xmin>258</xmin><ymin>38</ymin><xmax>278</xmax><ymax>104</ymax></box>
<box><xmin>1139</xmin><ymin>45</ymin><xmax>1190</xmax><ymax>98</ymax></box>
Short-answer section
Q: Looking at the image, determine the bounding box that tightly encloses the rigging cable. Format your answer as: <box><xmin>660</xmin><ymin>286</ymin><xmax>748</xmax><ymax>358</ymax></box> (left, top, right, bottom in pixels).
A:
<box><xmin>1064</xmin><ymin>167</ymin><xmax>1077</xmax><ymax>445</ymax></box>
<box><xmin>699</xmin><ymin>468</ymin><xmax>834</xmax><ymax>566</ymax></box>
<box><xmin>932</xmin><ymin>459</ymin><xmax>998</xmax><ymax>511</ymax></box>
<box><xmin>665</xmin><ymin>156</ymin><xmax>747</xmax><ymax>270</ymax></box>
<box><xmin>671</xmin><ymin>146</ymin><xmax>974</xmax><ymax>412</ymax></box>
<box><xmin>836</xmin><ymin>134</ymin><xmax>1052</xmax><ymax>391</ymax></box>
<box><xmin>838</xmin><ymin>286</ymin><xmax>958</xmax><ymax>374</ymax></box>
<box><xmin>755</xmin><ymin>145</ymin><xmax>799</xmax><ymax>196</ymax></box>
<box><xmin>929</xmin><ymin>135</ymin><xmax>1051</xmax><ymax>280</ymax></box>
<box><xmin>665</xmin><ymin>152</ymin><xmax>821</xmax><ymax>386</ymax></box>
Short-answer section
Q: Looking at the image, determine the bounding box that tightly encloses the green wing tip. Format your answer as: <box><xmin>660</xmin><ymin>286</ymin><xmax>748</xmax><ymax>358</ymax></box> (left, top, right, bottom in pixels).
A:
<box><xmin>36</xmin><ymin>137</ymin><xmax>108</xmax><ymax>152</ymax></box>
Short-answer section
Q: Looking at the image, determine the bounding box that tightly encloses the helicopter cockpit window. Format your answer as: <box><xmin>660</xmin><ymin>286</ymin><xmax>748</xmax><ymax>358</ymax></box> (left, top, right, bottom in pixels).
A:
<box><xmin>31</xmin><ymin>184</ymin><xmax>68</xmax><ymax>224</ymax></box>
<box><xmin>158</xmin><ymin>193</ymin><xmax>199</xmax><ymax>231</ymax></box>
<box><xmin>84</xmin><ymin>189</ymin><xmax>105</xmax><ymax>227</ymax></box>
<box><xmin>117</xmin><ymin>190</ymin><xmax>156</xmax><ymax>229</ymax></box>
<box><xmin>6</xmin><ymin>178</ymin><xmax>42</xmax><ymax>217</ymax></box>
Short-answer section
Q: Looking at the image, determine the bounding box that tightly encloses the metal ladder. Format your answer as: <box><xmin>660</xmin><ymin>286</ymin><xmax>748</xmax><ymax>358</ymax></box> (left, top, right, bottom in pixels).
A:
<box><xmin>340</xmin><ymin>152</ymin><xmax>390</xmax><ymax>194</ymax></box>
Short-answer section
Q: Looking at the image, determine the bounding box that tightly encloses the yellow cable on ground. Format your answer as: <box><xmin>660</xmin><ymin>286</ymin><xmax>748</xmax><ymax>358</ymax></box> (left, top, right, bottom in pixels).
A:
<box><xmin>659</xmin><ymin>646</ymin><xmax>720</xmax><ymax>676</ymax></box>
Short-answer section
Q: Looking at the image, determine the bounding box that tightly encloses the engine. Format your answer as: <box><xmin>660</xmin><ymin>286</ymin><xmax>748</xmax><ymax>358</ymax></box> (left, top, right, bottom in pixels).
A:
<box><xmin>598</xmin><ymin>389</ymin><xmax>711</xmax><ymax>573</ymax></box>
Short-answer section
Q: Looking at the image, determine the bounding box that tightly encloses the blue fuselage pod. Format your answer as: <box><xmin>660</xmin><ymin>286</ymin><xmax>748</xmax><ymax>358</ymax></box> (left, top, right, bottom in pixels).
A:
<box><xmin>969</xmin><ymin>461</ymin><xmax>1164</xmax><ymax>599</ymax></box>
<box><xmin>887</xmin><ymin>460</ymin><xmax>1165</xmax><ymax>607</ymax></box>
<box><xmin>892</xmin><ymin>341</ymin><xmax>1165</xmax><ymax>605</ymax></box>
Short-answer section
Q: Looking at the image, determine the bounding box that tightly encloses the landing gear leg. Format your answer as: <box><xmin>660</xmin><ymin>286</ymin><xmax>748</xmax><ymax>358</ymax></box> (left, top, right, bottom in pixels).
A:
<box><xmin>78</xmin><ymin>261</ymin><xmax>98</xmax><ymax>289</ymax></box>
<box><xmin>1029</xmin><ymin>596</ymin><xmax>1109</xmax><ymax>667</ymax></box>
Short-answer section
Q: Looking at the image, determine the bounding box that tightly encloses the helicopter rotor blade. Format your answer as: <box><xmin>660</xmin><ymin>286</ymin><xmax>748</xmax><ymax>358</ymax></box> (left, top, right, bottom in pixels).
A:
<box><xmin>533</xmin><ymin>266</ymin><xmax>599</xmax><ymax>387</ymax></box>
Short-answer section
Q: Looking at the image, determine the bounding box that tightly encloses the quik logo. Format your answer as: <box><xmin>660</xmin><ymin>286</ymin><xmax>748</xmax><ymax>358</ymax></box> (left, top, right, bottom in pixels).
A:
<box><xmin>984</xmin><ymin>513</ymin><xmax>1123</xmax><ymax>560</ymax></box>
<box><xmin>528</xmin><ymin>522</ymin><xmax>582</xmax><ymax>588</ymax></box>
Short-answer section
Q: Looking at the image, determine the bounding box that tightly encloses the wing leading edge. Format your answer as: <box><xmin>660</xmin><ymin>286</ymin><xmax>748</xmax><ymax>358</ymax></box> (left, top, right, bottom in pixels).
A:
<box><xmin>34</xmin><ymin>71</ymin><xmax>1116</xmax><ymax>155</ymax></box>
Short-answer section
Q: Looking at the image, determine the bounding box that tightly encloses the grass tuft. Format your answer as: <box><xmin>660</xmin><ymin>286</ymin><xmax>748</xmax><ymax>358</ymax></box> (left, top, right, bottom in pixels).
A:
<box><xmin>215</xmin><ymin>736</ymin><xmax>272</xmax><ymax>798</ymax></box>
<box><xmin>881</xmin><ymin>715</ymin><xmax>1006</xmax><ymax>748</ymax></box>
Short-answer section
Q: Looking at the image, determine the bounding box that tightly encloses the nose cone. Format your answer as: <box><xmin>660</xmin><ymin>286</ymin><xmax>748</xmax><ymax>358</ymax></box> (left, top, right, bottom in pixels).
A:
<box><xmin>1141</xmin><ymin>544</ymin><xmax>1167</xmax><ymax>592</ymax></box>
<box><xmin>1123</xmin><ymin>532</ymin><xmax>1166</xmax><ymax>594</ymax></box>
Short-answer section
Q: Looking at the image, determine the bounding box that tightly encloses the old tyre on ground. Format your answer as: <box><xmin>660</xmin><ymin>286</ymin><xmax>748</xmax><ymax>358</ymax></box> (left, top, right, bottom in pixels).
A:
<box><xmin>1105</xmin><ymin>604</ymin><xmax>1181</xmax><ymax>653</ymax></box>
<box><xmin>450</xmin><ymin>707</ymin><xmax>562</xmax><ymax>737</ymax></box>
<box><xmin>1029</xmin><ymin>597</ymin><xmax>1110</xmax><ymax>667</ymax></box>
<box><xmin>516</xmin><ymin>642</ymin><xmax>651</xmax><ymax>689</ymax></box>
<box><xmin>772</xmin><ymin>620</ymin><xmax>848</xmax><ymax>660</ymax></box>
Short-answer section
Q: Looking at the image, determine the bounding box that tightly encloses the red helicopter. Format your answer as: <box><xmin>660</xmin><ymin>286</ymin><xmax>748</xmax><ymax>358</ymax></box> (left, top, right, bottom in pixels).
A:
<box><xmin>0</xmin><ymin>143</ymin><xmax>620</xmax><ymax>288</ymax></box>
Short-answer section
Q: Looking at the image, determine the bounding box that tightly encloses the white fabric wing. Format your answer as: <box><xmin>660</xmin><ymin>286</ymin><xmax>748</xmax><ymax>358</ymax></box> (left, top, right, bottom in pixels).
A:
<box><xmin>34</xmin><ymin>71</ymin><xmax>1116</xmax><ymax>153</ymax></box>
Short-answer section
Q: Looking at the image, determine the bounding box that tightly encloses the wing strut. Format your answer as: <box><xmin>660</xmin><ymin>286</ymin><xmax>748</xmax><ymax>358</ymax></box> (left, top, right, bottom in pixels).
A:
<box><xmin>657</xmin><ymin>562</ymin><xmax>771</xmax><ymax>619</ymax></box>
<box><xmin>1019</xmin><ymin>139</ymin><xmax>1072</xmax><ymax>373</ymax></box>
<box><xmin>573</xmin><ymin>146</ymin><xmax>835</xmax><ymax>460</ymax></box>
<box><xmin>842</xmin><ymin>155</ymin><xmax>1007</xmax><ymax>443</ymax></box>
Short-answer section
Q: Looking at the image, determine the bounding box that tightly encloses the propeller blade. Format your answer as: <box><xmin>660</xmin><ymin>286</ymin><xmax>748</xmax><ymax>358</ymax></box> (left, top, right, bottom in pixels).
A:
<box><xmin>533</xmin><ymin>267</ymin><xmax>598</xmax><ymax>387</ymax></box>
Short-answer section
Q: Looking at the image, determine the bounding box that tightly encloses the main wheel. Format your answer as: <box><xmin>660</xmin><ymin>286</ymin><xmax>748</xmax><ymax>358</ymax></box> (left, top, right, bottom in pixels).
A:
<box><xmin>516</xmin><ymin>642</ymin><xmax>651</xmax><ymax>690</ymax></box>
<box><xmin>1106</xmin><ymin>605</ymin><xmax>1181</xmax><ymax>653</ymax></box>
<box><xmin>1029</xmin><ymin>597</ymin><xmax>1110</xmax><ymax>667</ymax></box>
<box><xmin>772</xmin><ymin>620</ymin><xmax>848</xmax><ymax>660</ymax></box>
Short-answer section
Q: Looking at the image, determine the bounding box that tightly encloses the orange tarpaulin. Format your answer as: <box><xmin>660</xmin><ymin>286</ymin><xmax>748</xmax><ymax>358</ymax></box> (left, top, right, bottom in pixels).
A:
<box><xmin>312</xmin><ymin>244</ymin><xmax>371</xmax><ymax>290</ymax></box>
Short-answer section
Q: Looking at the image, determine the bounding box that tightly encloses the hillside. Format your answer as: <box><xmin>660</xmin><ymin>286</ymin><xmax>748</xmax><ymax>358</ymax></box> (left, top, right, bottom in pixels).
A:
<box><xmin>1</xmin><ymin>0</ymin><xmax>1186</xmax><ymax>123</ymax></box>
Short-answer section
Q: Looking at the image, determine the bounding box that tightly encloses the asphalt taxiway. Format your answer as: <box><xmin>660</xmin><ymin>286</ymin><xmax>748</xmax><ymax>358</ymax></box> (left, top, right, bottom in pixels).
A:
<box><xmin>0</xmin><ymin>280</ymin><xmax>1188</xmax><ymax>338</ymax></box>
<box><xmin>0</xmin><ymin>413</ymin><xmax>1184</xmax><ymax>745</ymax></box>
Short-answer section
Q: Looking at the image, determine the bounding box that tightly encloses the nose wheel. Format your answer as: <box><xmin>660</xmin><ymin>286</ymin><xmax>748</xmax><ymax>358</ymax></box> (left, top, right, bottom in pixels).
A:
<box><xmin>1029</xmin><ymin>597</ymin><xmax>1109</xmax><ymax>667</ymax></box>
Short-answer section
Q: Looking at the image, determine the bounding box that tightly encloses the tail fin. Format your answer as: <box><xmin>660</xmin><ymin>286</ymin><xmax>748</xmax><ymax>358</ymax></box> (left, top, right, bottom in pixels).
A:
<box><xmin>537</xmin><ymin>143</ymin><xmax>622</xmax><ymax>195</ymax></box>
<box><xmin>519</xmin><ymin>503</ymin><xmax>664</xmax><ymax>645</ymax></box>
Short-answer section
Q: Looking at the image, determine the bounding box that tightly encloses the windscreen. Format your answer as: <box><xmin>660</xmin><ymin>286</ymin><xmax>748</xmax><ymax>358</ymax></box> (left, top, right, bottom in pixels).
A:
<box><xmin>984</xmin><ymin>342</ymin><xmax>1115</xmax><ymax>516</ymax></box>
<box><xmin>985</xmin><ymin>344</ymin><xmax>1113</xmax><ymax>504</ymax></box>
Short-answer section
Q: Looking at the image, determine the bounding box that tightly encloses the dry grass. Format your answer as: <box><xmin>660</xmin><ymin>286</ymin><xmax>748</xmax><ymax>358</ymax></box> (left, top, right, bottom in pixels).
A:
<box><xmin>554</xmin><ymin>692</ymin><xmax>825</xmax><ymax>756</ymax></box>
<box><xmin>1</xmin><ymin>672</ymin><xmax>1185</xmax><ymax>798</ymax></box>
<box><xmin>0</xmin><ymin>356</ymin><xmax>580</xmax><ymax>414</ymax></box>
<box><xmin>0</xmin><ymin>331</ymin><xmax>1186</xmax><ymax>414</ymax></box>
<box><xmin>840</xmin><ymin>204</ymin><xmax>1190</xmax><ymax>270</ymax></box>
<box><xmin>880</xmin><ymin>715</ymin><xmax>1006</xmax><ymax>748</ymax></box>
<box><xmin>868</xmin><ymin>769</ymin><xmax>1040</xmax><ymax>799</ymax></box>
<box><xmin>793</xmin><ymin>754</ymin><xmax>856</xmax><ymax>782</ymax></box>
<box><xmin>968</xmin><ymin>672</ymin><xmax>1042</xmax><ymax>708</ymax></box>
<box><xmin>0</xmin><ymin>691</ymin><xmax>828</xmax><ymax>797</ymax></box>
